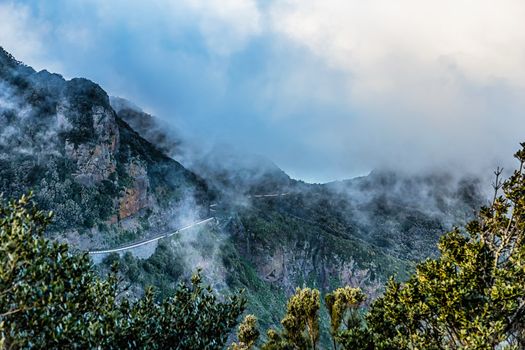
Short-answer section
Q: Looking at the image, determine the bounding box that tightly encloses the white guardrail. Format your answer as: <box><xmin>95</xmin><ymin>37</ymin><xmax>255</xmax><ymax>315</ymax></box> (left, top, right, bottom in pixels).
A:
<box><xmin>88</xmin><ymin>218</ymin><xmax>215</xmax><ymax>255</ymax></box>
<box><xmin>88</xmin><ymin>193</ymin><xmax>290</xmax><ymax>255</ymax></box>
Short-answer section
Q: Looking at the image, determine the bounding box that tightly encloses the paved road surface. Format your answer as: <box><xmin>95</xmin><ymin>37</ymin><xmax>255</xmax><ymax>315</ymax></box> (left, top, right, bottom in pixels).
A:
<box><xmin>88</xmin><ymin>218</ymin><xmax>214</xmax><ymax>255</ymax></box>
<box><xmin>88</xmin><ymin>192</ymin><xmax>289</xmax><ymax>255</ymax></box>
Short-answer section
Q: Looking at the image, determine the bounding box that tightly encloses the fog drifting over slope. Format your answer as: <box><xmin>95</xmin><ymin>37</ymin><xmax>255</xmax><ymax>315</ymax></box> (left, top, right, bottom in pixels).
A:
<box><xmin>1</xmin><ymin>1</ymin><xmax>524</xmax><ymax>181</ymax></box>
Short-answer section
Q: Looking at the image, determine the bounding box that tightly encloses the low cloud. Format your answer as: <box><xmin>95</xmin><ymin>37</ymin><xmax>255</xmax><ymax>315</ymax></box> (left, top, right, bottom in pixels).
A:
<box><xmin>0</xmin><ymin>3</ymin><xmax>61</xmax><ymax>73</ymax></box>
<box><xmin>267</xmin><ymin>0</ymin><xmax>525</xmax><ymax>176</ymax></box>
<box><xmin>1</xmin><ymin>1</ymin><xmax>524</xmax><ymax>181</ymax></box>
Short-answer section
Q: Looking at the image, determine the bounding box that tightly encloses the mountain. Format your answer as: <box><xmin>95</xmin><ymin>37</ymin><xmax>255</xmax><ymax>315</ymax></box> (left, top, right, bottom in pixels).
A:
<box><xmin>0</xmin><ymin>48</ymin><xmax>209</xmax><ymax>250</ymax></box>
<box><xmin>0</xmin><ymin>48</ymin><xmax>485</xmax><ymax>343</ymax></box>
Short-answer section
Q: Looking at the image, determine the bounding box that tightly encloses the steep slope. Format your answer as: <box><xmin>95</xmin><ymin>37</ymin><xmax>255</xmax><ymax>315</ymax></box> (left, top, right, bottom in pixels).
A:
<box><xmin>326</xmin><ymin>170</ymin><xmax>482</xmax><ymax>260</ymax></box>
<box><xmin>0</xmin><ymin>48</ymin><xmax>209</xmax><ymax>249</ymax></box>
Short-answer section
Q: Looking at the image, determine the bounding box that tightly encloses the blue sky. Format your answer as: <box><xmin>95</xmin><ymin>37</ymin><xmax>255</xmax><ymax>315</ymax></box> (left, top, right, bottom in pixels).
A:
<box><xmin>1</xmin><ymin>0</ymin><xmax>525</xmax><ymax>182</ymax></box>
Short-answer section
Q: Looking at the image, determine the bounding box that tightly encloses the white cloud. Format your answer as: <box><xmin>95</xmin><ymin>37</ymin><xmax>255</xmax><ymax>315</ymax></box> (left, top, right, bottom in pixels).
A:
<box><xmin>0</xmin><ymin>2</ymin><xmax>61</xmax><ymax>72</ymax></box>
<box><xmin>271</xmin><ymin>0</ymin><xmax>525</xmax><ymax>89</ymax></box>
<box><xmin>268</xmin><ymin>0</ymin><xmax>525</xmax><ymax>174</ymax></box>
<box><xmin>184</xmin><ymin>0</ymin><xmax>263</xmax><ymax>55</ymax></box>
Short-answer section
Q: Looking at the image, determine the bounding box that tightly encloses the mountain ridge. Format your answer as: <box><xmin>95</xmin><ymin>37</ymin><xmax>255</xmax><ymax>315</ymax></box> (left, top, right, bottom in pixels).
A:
<box><xmin>0</xmin><ymin>47</ymin><xmax>209</xmax><ymax>251</ymax></box>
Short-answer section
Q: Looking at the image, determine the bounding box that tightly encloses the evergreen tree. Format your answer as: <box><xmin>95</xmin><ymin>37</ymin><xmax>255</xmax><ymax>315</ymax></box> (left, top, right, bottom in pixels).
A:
<box><xmin>229</xmin><ymin>314</ymin><xmax>260</xmax><ymax>350</ymax></box>
<box><xmin>325</xmin><ymin>287</ymin><xmax>366</xmax><ymax>350</ymax></box>
<box><xmin>261</xmin><ymin>288</ymin><xmax>321</xmax><ymax>350</ymax></box>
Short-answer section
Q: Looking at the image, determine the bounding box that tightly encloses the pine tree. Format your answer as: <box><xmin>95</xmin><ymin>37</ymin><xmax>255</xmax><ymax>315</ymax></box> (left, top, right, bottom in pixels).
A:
<box><xmin>229</xmin><ymin>314</ymin><xmax>260</xmax><ymax>350</ymax></box>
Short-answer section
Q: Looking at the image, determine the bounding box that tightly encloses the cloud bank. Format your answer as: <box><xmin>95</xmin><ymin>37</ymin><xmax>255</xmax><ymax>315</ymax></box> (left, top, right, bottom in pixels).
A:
<box><xmin>269</xmin><ymin>0</ymin><xmax>525</xmax><ymax>175</ymax></box>
<box><xmin>1</xmin><ymin>1</ymin><xmax>524</xmax><ymax>182</ymax></box>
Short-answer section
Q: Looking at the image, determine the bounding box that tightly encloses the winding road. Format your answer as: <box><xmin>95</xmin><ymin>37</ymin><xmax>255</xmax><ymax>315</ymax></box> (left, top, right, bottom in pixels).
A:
<box><xmin>88</xmin><ymin>192</ymin><xmax>290</xmax><ymax>256</ymax></box>
<box><xmin>88</xmin><ymin>218</ymin><xmax>215</xmax><ymax>255</ymax></box>
<box><xmin>249</xmin><ymin>193</ymin><xmax>289</xmax><ymax>198</ymax></box>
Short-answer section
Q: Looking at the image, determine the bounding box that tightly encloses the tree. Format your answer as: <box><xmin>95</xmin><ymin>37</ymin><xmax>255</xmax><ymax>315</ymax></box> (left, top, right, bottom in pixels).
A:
<box><xmin>229</xmin><ymin>314</ymin><xmax>260</xmax><ymax>350</ymax></box>
<box><xmin>260</xmin><ymin>286</ymin><xmax>367</xmax><ymax>350</ymax></box>
<box><xmin>345</xmin><ymin>143</ymin><xmax>525</xmax><ymax>349</ymax></box>
<box><xmin>325</xmin><ymin>287</ymin><xmax>366</xmax><ymax>350</ymax></box>
<box><xmin>115</xmin><ymin>273</ymin><xmax>246</xmax><ymax>349</ymax></box>
<box><xmin>0</xmin><ymin>194</ymin><xmax>245</xmax><ymax>349</ymax></box>
<box><xmin>261</xmin><ymin>288</ymin><xmax>321</xmax><ymax>350</ymax></box>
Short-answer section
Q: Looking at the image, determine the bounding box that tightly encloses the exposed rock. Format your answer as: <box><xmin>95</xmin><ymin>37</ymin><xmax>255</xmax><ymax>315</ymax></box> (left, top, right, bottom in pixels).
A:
<box><xmin>65</xmin><ymin>105</ymin><xmax>118</xmax><ymax>185</ymax></box>
<box><xmin>0</xmin><ymin>46</ymin><xmax>209</xmax><ymax>237</ymax></box>
<box><xmin>118</xmin><ymin>160</ymin><xmax>150</xmax><ymax>219</ymax></box>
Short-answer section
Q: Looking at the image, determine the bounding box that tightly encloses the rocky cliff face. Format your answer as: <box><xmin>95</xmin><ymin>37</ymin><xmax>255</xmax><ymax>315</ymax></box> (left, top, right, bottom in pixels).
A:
<box><xmin>118</xmin><ymin>160</ymin><xmax>150</xmax><ymax>220</ymax></box>
<box><xmin>0</xmin><ymin>48</ymin><xmax>209</xmax><ymax>248</ymax></box>
<box><xmin>65</xmin><ymin>104</ymin><xmax>119</xmax><ymax>186</ymax></box>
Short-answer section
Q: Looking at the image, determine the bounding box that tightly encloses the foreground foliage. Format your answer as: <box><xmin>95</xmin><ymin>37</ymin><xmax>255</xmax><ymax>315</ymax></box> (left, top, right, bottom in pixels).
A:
<box><xmin>229</xmin><ymin>315</ymin><xmax>260</xmax><ymax>350</ymax></box>
<box><xmin>257</xmin><ymin>287</ymin><xmax>364</xmax><ymax>350</ymax></box>
<box><xmin>0</xmin><ymin>194</ymin><xmax>245</xmax><ymax>349</ymax></box>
